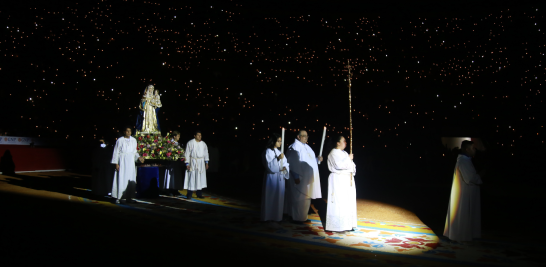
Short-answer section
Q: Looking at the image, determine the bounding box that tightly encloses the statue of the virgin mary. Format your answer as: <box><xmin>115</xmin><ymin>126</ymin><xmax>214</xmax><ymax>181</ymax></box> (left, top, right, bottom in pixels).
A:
<box><xmin>136</xmin><ymin>85</ymin><xmax>160</xmax><ymax>135</ymax></box>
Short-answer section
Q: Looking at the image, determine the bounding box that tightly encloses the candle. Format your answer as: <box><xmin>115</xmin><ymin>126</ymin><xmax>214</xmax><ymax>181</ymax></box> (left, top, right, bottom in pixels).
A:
<box><xmin>281</xmin><ymin>127</ymin><xmax>285</xmax><ymax>154</ymax></box>
<box><xmin>280</xmin><ymin>127</ymin><xmax>285</xmax><ymax>173</ymax></box>
<box><xmin>318</xmin><ymin>126</ymin><xmax>326</xmax><ymax>164</ymax></box>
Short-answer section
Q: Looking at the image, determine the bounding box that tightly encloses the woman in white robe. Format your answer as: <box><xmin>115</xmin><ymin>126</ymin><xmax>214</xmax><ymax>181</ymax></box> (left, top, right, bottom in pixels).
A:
<box><xmin>325</xmin><ymin>135</ymin><xmax>357</xmax><ymax>232</ymax></box>
<box><xmin>261</xmin><ymin>133</ymin><xmax>289</xmax><ymax>222</ymax></box>
<box><xmin>111</xmin><ymin>126</ymin><xmax>144</xmax><ymax>203</ymax></box>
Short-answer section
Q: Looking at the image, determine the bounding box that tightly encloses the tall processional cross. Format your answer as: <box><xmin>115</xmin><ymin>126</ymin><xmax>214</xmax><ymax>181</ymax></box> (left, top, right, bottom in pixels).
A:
<box><xmin>345</xmin><ymin>60</ymin><xmax>354</xmax><ymax>154</ymax></box>
<box><xmin>344</xmin><ymin>60</ymin><xmax>354</xmax><ymax>186</ymax></box>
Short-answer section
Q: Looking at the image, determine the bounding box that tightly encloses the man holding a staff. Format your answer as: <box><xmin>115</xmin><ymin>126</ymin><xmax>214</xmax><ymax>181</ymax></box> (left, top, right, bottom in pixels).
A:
<box><xmin>285</xmin><ymin>130</ymin><xmax>323</xmax><ymax>223</ymax></box>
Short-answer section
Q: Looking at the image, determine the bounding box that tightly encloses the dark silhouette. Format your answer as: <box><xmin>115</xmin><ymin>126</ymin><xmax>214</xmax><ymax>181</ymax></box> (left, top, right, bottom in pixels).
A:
<box><xmin>0</xmin><ymin>150</ymin><xmax>16</xmax><ymax>175</ymax></box>
<box><xmin>92</xmin><ymin>141</ymin><xmax>115</xmax><ymax>197</ymax></box>
<box><xmin>136</xmin><ymin>168</ymin><xmax>160</xmax><ymax>198</ymax></box>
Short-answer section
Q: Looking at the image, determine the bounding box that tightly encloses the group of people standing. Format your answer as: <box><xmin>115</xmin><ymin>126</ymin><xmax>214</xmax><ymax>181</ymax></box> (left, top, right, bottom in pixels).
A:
<box><xmin>260</xmin><ymin>130</ymin><xmax>357</xmax><ymax>233</ymax></box>
<box><xmin>261</xmin><ymin>131</ymin><xmax>484</xmax><ymax>242</ymax></box>
<box><xmin>100</xmin><ymin>123</ymin><xmax>483</xmax><ymax>242</ymax></box>
<box><xmin>105</xmin><ymin>126</ymin><xmax>209</xmax><ymax>203</ymax></box>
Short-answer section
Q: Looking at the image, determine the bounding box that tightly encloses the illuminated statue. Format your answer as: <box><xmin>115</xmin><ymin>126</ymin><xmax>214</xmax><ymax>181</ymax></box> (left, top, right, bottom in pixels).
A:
<box><xmin>136</xmin><ymin>85</ymin><xmax>160</xmax><ymax>135</ymax></box>
<box><xmin>153</xmin><ymin>89</ymin><xmax>162</xmax><ymax>132</ymax></box>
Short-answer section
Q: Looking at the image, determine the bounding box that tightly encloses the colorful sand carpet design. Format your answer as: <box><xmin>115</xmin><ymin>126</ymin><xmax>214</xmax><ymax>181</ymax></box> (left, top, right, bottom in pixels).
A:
<box><xmin>70</xmin><ymin>190</ymin><xmax>543</xmax><ymax>266</ymax></box>
<box><xmin>1</xmin><ymin>172</ymin><xmax>542</xmax><ymax>266</ymax></box>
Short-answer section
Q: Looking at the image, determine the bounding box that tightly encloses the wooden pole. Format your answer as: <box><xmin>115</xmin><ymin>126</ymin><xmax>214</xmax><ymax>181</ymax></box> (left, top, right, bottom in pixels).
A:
<box><xmin>346</xmin><ymin>59</ymin><xmax>353</xmax><ymax>154</ymax></box>
<box><xmin>346</xmin><ymin>60</ymin><xmax>354</xmax><ymax>187</ymax></box>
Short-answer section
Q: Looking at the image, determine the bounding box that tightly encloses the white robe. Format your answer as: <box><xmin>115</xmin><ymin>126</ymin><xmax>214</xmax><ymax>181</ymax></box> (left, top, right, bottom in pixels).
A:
<box><xmin>111</xmin><ymin>136</ymin><xmax>140</xmax><ymax>200</ymax></box>
<box><xmin>184</xmin><ymin>139</ymin><xmax>209</xmax><ymax>191</ymax></box>
<box><xmin>285</xmin><ymin>139</ymin><xmax>322</xmax><ymax>221</ymax></box>
<box><xmin>261</xmin><ymin>148</ymin><xmax>290</xmax><ymax>221</ymax></box>
<box><xmin>444</xmin><ymin>154</ymin><xmax>482</xmax><ymax>241</ymax></box>
<box><xmin>325</xmin><ymin>149</ymin><xmax>357</xmax><ymax>231</ymax></box>
<box><xmin>163</xmin><ymin>139</ymin><xmax>184</xmax><ymax>190</ymax></box>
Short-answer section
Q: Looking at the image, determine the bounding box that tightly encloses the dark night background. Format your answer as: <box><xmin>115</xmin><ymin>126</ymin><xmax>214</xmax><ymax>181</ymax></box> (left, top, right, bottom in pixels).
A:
<box><xmin>1</xmin><ymin>0</ymin><xmax>545</xmax><ymax>244</ymax></box>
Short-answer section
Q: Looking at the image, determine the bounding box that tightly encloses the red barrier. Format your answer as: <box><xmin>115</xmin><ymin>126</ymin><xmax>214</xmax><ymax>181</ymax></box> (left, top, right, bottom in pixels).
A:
<box><xmin>0</xmin><ymin>145</ymin><xmax>68</xmax><ymax>172</ymax></box>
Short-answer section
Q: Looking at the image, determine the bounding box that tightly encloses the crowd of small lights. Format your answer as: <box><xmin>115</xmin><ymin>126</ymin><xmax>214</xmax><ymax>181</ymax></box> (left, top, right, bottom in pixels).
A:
<box><xmin>1</xmin><ymin>0</ymin><xmax>544</xmax><ymax>159</ymax></box>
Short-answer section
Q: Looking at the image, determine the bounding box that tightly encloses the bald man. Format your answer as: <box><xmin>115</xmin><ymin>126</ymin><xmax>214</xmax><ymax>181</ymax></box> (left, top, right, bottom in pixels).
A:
<box><xmin>285</xmin><ymin>130</ymin><xmax>323</xmax><ymax>222</ymax></box>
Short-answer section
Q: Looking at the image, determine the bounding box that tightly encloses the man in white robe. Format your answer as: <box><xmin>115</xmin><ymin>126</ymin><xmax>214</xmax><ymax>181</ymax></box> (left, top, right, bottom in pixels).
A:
<box><xmin>111</xmin><ymin>126</ymin><xmax>144</xmax><ymax>203</ymax></box>
<box><xmin>444</xmin><ymin>140</ymin><xmax>484</xmax><ymax>242</ymax></box>
<box><xmin>163</xmin><ymin>131</ymin><xmax>184</xmax><ymax>196</ymax></box>
<box><xmin>285</xmin><ymin>130</ymin><xmax>322</xmax><ymax>222</ymax></box>
<box><xmin>184</xmin><ymin>131</ymin><xmax>209</xmax><ymax>199</ymax></box>
<box><xmin>325</xmin><ymin>136</ymin><xmax>357</xmax><ymax>232</ymax></box>
<box><xmin>261</xmin><ymin>135</ymin><xmax>289</xmax><ymax>223</ymax></box>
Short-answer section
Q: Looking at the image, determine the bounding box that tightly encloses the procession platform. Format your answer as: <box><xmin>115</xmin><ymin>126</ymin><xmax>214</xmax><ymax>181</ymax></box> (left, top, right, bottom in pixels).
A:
<box><xmin>0</xmin><ymin>171</ymin><xmax>542</xmax><ymax>266</ymax></box>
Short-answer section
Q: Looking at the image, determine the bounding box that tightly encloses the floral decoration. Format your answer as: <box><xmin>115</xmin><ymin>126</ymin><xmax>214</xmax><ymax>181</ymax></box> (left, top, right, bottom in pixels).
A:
<box><xmin>135</xmin><ymin>132</ymin><xmax>185</xmax><ymax>161</ymax></box>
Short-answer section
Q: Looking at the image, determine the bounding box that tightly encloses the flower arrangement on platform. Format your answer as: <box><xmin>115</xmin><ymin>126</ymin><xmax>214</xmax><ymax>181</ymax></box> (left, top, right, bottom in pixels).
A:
<box><xmin>135</xmin><ymin>132</ymin><xmax>185</xmax><ymax>161</ymax></box>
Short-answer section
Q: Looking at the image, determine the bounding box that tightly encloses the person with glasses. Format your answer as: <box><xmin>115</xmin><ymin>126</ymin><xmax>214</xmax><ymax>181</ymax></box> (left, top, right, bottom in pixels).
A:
<box><xmin>285</xmin><ymin>130</ymin><xmax>323</xmax><ymax>223</ymax></box>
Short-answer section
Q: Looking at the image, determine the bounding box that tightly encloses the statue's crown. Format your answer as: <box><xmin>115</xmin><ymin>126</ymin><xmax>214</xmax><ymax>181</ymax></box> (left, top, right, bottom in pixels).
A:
<box><xmin>147</xmin><ymin>85</ymin><xmax>155</xmax><ymax>90</ymax></box>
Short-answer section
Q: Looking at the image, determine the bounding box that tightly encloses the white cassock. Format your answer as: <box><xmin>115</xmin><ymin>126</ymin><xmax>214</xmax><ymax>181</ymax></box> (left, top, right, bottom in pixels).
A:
<box><xmin>111</xmin><ymin>136</ymin><xmax>140</xmax><ymax>200</ymax></box>
<box><xmin>184</xmin><ymin>138</ymin><xmax>209</xmax><ymax>191</ymax></box>
<box><xmin>261</xmin><ymin>148</ymin><xmax>290</xmax><ymax>222</ymax></box>
<box><xmin>325</xmin><ymin>148</ymin><xmax>357</xmax><ymax>231</ymax></box>
<box><xmin>444</xmin><ymin>154</ymin><xmax>482</xmax><ymax>241</ymax></box>
<box><xmin>164</xmin><ymin>139</ymin><xmax>184</xmax><ymax>190</ymax></box>
<box><xmin>285</xmin><ymin>139</ymin><xmax>322</xmax><ymax>221</ymax></box>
